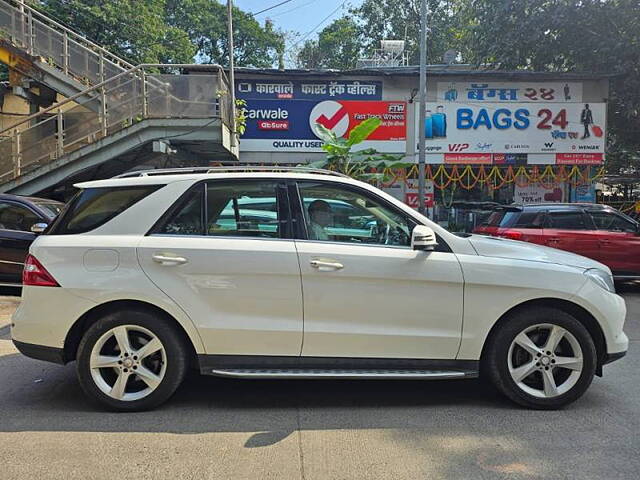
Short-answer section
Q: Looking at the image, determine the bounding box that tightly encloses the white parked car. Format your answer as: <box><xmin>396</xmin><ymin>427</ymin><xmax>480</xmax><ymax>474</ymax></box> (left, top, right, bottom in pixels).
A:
<box><xmin>11</xmin><ymin>167</ymin><xmax>628</xmax><ymax>411</ymax></box>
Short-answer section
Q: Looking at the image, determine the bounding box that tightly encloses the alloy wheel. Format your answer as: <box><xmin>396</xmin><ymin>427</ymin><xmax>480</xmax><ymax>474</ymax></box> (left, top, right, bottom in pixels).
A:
<box><xmin>89</xmin><ymin>325</ymin><xmax>167</xmax><ymax>401</ymax></box>
<box><xmin>507</xmin><ymin>323</ymin><xmax>583</xmax><ymax>399</ymax></box>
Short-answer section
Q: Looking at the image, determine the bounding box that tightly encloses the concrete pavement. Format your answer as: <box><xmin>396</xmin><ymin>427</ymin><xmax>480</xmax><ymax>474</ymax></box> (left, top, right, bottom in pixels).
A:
<box><xmin>0</xmin><ymin>288</ymin><xmax>638</xmax><ymax>480</ymax></box>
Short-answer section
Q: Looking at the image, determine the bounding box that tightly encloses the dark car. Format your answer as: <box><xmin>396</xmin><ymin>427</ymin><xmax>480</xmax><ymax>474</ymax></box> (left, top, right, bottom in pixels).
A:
<box><xmin>0</xmin><ymin>194</ymin><xmax>64</xmax><ymax>286</ymax></box>
<box><xmin>473</xmin><ymin>203</ymin><xmax>640</xmax><ymax>280</ymax></box>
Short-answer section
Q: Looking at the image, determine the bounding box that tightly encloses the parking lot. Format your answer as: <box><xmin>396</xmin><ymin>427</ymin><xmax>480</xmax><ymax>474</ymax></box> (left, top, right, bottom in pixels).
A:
<box><xmin>0</xmin><ymin>287</ymin><xmax>638</xmax><ymax>480</ymax></box>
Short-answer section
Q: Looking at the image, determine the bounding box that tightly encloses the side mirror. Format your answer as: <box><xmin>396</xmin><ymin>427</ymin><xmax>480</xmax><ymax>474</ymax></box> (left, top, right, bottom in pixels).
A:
<box><xmin>412</xmin><ymin>225</ymin><xmax>438</xmax><ymax>251</ymax></box>
<box><xmin>30</xmin><ymin>222</ymin><xmax>48</xmax><ymax>234</ymax></box>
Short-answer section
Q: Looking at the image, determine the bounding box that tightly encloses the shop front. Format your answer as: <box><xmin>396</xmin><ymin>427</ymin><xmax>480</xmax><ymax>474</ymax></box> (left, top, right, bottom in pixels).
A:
<box><xmin>233</xmin><ymin>68</ymin><xmax>609</xmax><ymax>231</ymax></box>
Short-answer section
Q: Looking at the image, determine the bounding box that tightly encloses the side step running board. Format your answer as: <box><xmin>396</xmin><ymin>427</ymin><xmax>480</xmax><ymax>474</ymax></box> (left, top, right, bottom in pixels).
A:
<box><xmin>209</xmin><ymin>369</ymin><xmax>477</xmax><ymax>380</ymax></box>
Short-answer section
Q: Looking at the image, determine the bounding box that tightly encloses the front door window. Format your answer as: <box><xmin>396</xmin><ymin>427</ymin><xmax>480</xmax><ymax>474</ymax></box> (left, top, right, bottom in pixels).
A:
<box><xmin>297</xmin><ymin>182</ymin><xmax>414</xmax><ymax>247</ymax></box>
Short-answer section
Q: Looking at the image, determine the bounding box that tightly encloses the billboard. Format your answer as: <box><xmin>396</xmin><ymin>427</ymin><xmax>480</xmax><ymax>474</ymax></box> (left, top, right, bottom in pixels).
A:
<box><xmin>415</xmin><ymin>102</ymin><xmax>605</xmax><ymax>157</ymax></box>
<box><xmin>236</xmin><ymin>78</ymin><xmax>406</xmax><ymax>153</ymax></box>
<box><xmin>437</xmin><ymin>82</ymin><xmax>583</xmax><ymax>103</ymax></box>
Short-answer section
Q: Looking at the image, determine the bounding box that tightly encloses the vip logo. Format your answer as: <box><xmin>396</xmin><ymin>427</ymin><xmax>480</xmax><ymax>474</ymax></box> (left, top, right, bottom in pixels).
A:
<box><xmin>449</xmin><ymin>143</ymin><xmax>469</xmax><ymax>152</ymax></box>
<box><xmin>389</xmin><ymin>103</ymin><xmax>405</xmax><ymax>113</ymax></box>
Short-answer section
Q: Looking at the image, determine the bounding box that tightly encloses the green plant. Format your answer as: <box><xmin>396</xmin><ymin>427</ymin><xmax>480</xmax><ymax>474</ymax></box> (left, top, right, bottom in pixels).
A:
<box><xmin>235</xmin><ymin>98</ymin><xmax>247</xmax><ymax>136</ymax></box>
<box><xmin>308</xmin><ymin>117</ymin><xmax>411</xmax><ymax>182</ymax></box>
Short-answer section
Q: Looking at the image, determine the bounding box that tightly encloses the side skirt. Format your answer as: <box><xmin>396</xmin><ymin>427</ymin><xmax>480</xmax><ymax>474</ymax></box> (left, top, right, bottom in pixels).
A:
<box><xmin>198</xmin><ymin>355</ymin><xmax>479</xmax><ymax>380</ymax></box>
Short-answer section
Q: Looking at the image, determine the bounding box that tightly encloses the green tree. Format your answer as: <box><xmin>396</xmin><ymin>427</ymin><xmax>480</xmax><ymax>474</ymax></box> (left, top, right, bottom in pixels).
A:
<box><xmin>39</xmin><ymin>0</ymin><xmax>195</xmax><ymax>64</ymax></box>
<box><xmin>297</xmin><ymin>17</ymin><xmax>363</xmax><ymax>70</ymax></box>
<box><xmin>164</xmin><ymin>0</ymin><xmax>284</xmax><ymax>67</ymax></box>
<box><xmin>454</xmin><ymin>0</ymin><xmax>640</xmax><ymax>175</ymax></box>
<box><xmin>352</xmin><ymin>0</ymin><xmax>458</xmax><ymax>65</ymax></box>
<box><xmin>37</xmin><ymin>0</ymin><xmax>284</xmax><ymax>68</ymax></box>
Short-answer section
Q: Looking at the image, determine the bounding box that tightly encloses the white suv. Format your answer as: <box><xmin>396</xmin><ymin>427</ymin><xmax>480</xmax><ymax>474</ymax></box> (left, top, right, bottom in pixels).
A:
<box><xmin>11</xmin><ymin>167</ymin><xmax>628</xmax><ymax>411</ymax></box>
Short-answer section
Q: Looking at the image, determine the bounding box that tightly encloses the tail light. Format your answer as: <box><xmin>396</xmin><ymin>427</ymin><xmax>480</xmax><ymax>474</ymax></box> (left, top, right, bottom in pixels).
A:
<box><xmin>23</xmin><ymin>254</ymin><xmax>59</xmax><ymax>287</ymax></box>
<box><xmin>498</xmin><ymin>230</ymin><xmax>523</xmax><ymax>241</ymax></box>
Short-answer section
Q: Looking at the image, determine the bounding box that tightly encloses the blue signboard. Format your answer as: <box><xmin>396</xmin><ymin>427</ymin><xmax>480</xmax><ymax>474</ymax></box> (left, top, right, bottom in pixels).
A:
<box><xmin>571</xmin><ymin>183</ymin><xmax>596</xmax><ymax>203</ymax></box>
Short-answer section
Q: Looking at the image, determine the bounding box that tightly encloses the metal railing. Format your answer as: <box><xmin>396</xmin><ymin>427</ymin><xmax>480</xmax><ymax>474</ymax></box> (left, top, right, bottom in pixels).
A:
<box><xmin>0</xmin><ymin>64</ymin><xmax>232</xmax><ymax>183</ymax></box>
<box><xmin>0</xmin><ymin>0</ymin><xmax>134</xmax><ymax>86</ymax></box>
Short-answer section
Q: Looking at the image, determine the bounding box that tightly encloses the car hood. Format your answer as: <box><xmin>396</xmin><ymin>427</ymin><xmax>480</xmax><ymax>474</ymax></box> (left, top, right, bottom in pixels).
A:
<box><xmin>467</xmin><ymin>234</ymin><xmax>609</xmax><ymax>272</ymax></box>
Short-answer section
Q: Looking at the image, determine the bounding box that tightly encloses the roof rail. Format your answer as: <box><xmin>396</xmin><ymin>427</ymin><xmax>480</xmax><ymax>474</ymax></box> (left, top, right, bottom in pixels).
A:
<box><xmin>115</xmin><ymin>166</ymin><xmax>351</xmax><ymax>179</ymax></box>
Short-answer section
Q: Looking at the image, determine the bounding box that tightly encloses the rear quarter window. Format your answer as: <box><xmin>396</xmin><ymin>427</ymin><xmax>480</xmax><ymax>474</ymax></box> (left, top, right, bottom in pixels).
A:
<box><xmin>49</xmin><ymin>185</ymin><xmax>160</xmax><ymax>234</ymax></box>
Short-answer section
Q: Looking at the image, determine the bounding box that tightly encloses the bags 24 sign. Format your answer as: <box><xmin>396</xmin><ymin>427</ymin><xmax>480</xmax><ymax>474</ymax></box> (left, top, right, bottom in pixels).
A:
<box><xmin>415</xmin><ymin>102</ymin><xmax>605</xmax><ymax>155</ymax></box>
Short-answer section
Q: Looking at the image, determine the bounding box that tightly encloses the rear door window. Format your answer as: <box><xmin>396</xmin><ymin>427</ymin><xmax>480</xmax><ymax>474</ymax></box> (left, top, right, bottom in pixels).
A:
<box><xmin>207</xmin><ymin>182</ymin><xmax>281</xmax><ymax>238</ymax></box>
<box><xmin>50</xmin><ymin>186</ymin><xmax>159</xmax><ymax>234</ymax></box>
<box><xmin>156</xmin><ymin>181</ymin><xmax>285</xmax><ymax>239</ymax></box>
<box><xmin>512</xmin><ymin>211</ymin><xmax>545</xmax><ymax>228</ymax></box>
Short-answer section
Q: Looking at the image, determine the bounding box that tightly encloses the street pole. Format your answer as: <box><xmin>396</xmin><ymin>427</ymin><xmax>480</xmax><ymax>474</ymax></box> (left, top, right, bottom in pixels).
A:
<box><xmin>227</xmin><ymin>0</ymin><xmax>237</xmax><ymax>150</ymax></box>
<box><xmin>417</xmin><ymin>0</ymin><xmax>427</xmax><ymax>215</ymax></box>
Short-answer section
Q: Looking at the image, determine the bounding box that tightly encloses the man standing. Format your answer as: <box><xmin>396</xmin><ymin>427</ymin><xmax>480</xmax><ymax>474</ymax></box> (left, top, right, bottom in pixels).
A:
<box><xmin>580</xmin><ymin>104</ymin><xmax>593</xmax><ymax>139</ymax></box>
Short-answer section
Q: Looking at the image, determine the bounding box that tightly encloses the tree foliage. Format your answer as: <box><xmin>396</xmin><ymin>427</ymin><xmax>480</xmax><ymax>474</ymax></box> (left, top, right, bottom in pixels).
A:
<box><xmin>297</xmin><ymin>17</ymin><xmax>363</xmax><ymax>70</ymax></box>
<box><xmin>37</xmin><ymin>0</ymin><xmax>284</xmax><ymax>67</ymax></box>
<box><xmin>353</xmin><ymin>0</ymin><xmax>458</xmax><ymax>65</ymax></box>
<box><xmin>165</xmin><ymin>0</ymin><xmax>284</xmax><ymax>67</ymax></box>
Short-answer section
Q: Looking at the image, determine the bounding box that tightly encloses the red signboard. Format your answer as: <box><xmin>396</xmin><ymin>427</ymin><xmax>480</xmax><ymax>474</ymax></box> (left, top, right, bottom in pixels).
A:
<box><xmin>258</xmin><ymin>120</ymin><xmax>289</xmax><ymax>130</ymax></box>
<box><xmin>444</xmin><ymin>153</ymin><xmax>493</xmax><ymax>164</ymax></box>
<box><xmin>311</xmin><ymin>101</ymin><xmax>407</xmax><ymax>141</ymax></box>
<box><xmin>556</xmin><ymin>153</ymin><xmax>604</xmax><ymax>165</ymax></box>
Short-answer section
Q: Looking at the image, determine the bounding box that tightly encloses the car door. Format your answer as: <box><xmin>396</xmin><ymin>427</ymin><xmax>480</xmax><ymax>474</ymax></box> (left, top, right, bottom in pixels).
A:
<box><xmin>292</xmin><ymin>180</ymin><xmax>464</xmax><ymax>360</ymax></box>
<box><xmin>138</xmin><ymin>180</ymin><xmax>304</xmax><ymax>356</ymax></box>
<box><xmin>588</xmin><ymin>209</ymin><xmax>640</xmax><ymax>276</ymax></box>
<box><xmin>0</xmin><ymin>201</ymin><xmax>42</xmax><ymax>285</ymax></box>
<box><xmin>542</xmin><ymin>210</ymin><xmax>600</xmax><ymax>260</ymax></box>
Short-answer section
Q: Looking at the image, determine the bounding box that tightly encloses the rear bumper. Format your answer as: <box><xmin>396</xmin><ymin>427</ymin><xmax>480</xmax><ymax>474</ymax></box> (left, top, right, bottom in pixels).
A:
<box><xmin>13</xmin><ymin>340</ymin><xmax>65</xmax><ymax>365</ymax></box>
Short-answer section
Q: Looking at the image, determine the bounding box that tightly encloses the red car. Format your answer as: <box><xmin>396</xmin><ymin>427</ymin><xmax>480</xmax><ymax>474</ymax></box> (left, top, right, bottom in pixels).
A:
<box><xmin>473</xmin><ymin>203</ymin><xmax>640</xmax><ymax>280</ymax></box>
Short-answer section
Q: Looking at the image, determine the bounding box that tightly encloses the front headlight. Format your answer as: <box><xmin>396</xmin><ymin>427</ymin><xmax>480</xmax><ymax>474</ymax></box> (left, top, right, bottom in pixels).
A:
<box><xmin>585</xmin><ymin>268</ymin><xmax>615</xmax><ymax>293</ymax></box>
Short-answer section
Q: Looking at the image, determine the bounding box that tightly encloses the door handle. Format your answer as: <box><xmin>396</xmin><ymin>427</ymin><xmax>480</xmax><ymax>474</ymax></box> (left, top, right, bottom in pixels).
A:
<box><xmin>152</xmin><ymin>253</ymin><xmax>188</xmax><ymax>266</ymax></box>
<box><xmin>310</xmin><ymin>259</ymin><xmax>344</xmax><ymax>271</ymax></box>
<box><xmin>547</xmin><ymin>237</ymin><xmax>560</xmax><ymax>243</ymax></box>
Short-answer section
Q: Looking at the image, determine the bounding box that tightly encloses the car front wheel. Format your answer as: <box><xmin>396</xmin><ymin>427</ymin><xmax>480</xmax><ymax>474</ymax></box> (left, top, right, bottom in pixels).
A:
<box><xmin>485</xmin><ymin>307</ymin><xmax>597</xmax><ymax>409</ymax></box>
<box><xmin>76</xmin><ymin>309</ymin><xmax>188</xmax><ymax>411</ymax></box>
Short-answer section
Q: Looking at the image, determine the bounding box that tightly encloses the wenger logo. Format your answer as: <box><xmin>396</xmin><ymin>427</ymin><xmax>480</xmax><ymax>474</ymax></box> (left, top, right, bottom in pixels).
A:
<box><xmin>449</xmin><ymin>143</ymin><xmax>469</xmax><ymax>152</ymax></box>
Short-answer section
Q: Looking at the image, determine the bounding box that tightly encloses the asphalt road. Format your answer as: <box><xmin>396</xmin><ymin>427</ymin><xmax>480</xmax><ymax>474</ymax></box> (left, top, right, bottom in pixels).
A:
<box><xmin>0</xmin><ymin>287</ymin><xmax>638</xmax><ymax>480</ymax></box>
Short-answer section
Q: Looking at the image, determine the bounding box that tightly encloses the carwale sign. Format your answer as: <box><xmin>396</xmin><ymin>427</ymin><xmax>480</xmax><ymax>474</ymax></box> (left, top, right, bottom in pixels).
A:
<box><xmin>241</xmin><ymin>99</ymin><xmax>406</xmax><ymax>152</ymax></box>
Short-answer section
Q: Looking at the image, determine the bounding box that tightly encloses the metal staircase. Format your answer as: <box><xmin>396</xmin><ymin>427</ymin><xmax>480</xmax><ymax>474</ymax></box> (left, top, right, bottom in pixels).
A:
<box><xmin>0</xmin><ymin>0</ymin><xmax>134</xmax><ymax>103</ymax></box>
<box><xmin>0</xmin><ymin>1</ymin><xmax>238</xmax><ymax>195</ymax></box>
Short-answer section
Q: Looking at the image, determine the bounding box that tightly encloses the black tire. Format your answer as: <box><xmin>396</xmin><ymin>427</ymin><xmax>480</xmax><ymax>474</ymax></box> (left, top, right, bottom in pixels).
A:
<box><xmin>76</xmin><ymin>309</ymin><xmax>188</xmax><ymax>412</ymax></box>
<box><xmin>484</xmin><ymin>307</ymin><xmax>597</xmax><ymax>409</ymax></box>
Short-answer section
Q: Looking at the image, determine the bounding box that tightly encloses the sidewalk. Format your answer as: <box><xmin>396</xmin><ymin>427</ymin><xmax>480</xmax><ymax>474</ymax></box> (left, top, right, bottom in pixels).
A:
<box><xmin>0</xmin><ymin>295</ymin><xmax>20</xmax><ymax>327</ymax></box>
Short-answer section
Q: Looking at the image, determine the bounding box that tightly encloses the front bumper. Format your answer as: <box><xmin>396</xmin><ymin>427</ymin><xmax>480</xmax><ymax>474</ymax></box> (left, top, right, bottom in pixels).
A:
<box><xmin>13</xmin><ymin>340</ymin><xmax>65</xmax><ymax>365</ymax></box>
<box><xmin>603</xmin><ymin>350</ymin><xmax>627</xmax><ymax>365</ymax></box>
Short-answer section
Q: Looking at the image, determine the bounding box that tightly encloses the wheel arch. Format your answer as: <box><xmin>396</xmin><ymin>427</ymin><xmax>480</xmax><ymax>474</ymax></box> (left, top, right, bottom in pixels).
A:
<box><xmin>62</xmin><ymin>299</ymin><xmax>199</xmax><ymax>367</ymax></box>
<box><xmin>480</xmin><ymin>298</ymin><xmax>607</xmax><ymax>376</ymax></box>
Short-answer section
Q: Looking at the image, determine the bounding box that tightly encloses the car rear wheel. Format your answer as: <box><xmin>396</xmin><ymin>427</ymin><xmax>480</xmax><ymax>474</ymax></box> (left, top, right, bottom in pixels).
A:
<box><xmin>485</xmin><ymin>307</ymin><xmax>597</xmax><ymax>409</ymax></box>
<box><xmin>76</xmin><ymin>309</ymin><xmax>188</xmax><ymax>411</ymax></box>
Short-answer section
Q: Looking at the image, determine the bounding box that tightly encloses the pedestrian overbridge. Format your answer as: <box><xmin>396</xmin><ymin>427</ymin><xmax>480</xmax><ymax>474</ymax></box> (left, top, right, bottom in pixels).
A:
<box><xmin>0</xmin><ymin>1</ymin><xmax>237</xmax><ymax>195</ymax></box>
